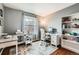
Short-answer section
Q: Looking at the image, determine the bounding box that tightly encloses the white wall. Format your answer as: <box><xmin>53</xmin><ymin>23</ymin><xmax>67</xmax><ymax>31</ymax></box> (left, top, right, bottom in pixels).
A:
<box><xmin>44</xmin><ymin>4</ymin><xmax>79</xmax><ymax>35</ymax></box>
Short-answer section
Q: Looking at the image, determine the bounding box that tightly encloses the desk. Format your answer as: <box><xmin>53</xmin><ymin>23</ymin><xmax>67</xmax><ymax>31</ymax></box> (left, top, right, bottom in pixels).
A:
<box><xmin>0</xmin><ymin>35</ymin><xmax>17</xmax><ymax>55</ymax></box>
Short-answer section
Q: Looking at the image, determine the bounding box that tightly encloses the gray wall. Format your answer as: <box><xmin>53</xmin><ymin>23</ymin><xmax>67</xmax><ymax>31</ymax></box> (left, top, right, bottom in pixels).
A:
<box><xmin>4</xmin><ymin>7</ymin><xmax>22</xmax><ymax>34</ymax></box>
<box><xmin>45</xmin><ymin>3</ymin><xmax>79</xmax><ymax>35</ymax></box>
<box><xmin>4</xmin><ymin>7</ymin><xmax>39</xmax><ymax>35</ymax></box>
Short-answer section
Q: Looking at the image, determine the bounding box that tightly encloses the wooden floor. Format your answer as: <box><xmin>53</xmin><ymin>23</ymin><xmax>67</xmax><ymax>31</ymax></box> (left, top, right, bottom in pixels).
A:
<box><xmin>51</xmin><ymin>48</ymin><xmax>79</xmax><ymax>55</ymax></box>
<box><xmin>2</xmin><ymin>46</ymin><xmax>16</xmax><ymax>55</ymax></box>
<box><xmin>2</xmin><ymin>46</ymin><xmax>79</xmax><ymax>55</ymax></box>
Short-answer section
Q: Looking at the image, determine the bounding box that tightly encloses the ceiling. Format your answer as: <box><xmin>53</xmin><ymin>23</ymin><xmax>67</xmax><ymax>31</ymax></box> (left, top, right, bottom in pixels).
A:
<box><xmin>3</xmin><ymin>3</ymin><xmax>75</xmax><ymax>17</ymax></box>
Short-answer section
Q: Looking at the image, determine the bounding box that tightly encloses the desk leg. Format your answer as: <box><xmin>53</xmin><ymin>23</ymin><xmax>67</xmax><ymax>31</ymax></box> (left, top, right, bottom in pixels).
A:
<box><xmin>16</xmin><ymin>41</ymin><xmax>18</xmax><ymax>55</ymax></box>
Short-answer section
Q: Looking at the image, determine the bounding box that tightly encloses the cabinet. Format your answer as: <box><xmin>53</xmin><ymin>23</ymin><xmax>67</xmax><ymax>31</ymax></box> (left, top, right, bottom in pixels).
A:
<box><xmin>50</xmin><ymin>34</ymin><xmax>59</xmax><ymax>46</ymax></box>
<box><xmin>0</xmin><ymin>4</ymin><xmax>3</xmax><ymax>18</ymax></box>
<box><xmin>61</xmin><ymin>13</ymin><xmax>79</xmax><ymax>53</ymax></box>
<box><xmin>61</xmin><ymin>39</ymin><xmax>79</xmax><ymax>53</ymax></box>
<box><xmin>0</xmin><ymin>4</ymin><xmax>4</xmax><ymax>35</ymax></box>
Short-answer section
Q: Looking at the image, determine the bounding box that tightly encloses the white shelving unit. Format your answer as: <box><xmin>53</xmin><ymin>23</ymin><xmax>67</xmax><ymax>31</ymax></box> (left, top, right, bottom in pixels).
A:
<box><xmin>0</xmin><ymin>4</ymin><xmax>4</xmax><ymax>55</ymax></box>
<box><xmin>61</xmin><ymin>13</ymin><xmax>79</xmax><ymax>54</ymax></box>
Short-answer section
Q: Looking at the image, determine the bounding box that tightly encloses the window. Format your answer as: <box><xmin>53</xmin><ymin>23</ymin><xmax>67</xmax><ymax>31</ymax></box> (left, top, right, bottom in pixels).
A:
<box><xmin>22</xmin><ymin>15</ymin><xmax>38</xmax><ymax>35</ymax></box>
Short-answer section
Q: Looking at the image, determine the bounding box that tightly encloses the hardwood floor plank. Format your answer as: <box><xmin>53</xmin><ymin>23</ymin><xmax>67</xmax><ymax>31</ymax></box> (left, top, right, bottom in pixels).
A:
<box><xmin>51</xmin><ymin>48</ymin><xmax>79</xmax><ymax>55</ymax></box>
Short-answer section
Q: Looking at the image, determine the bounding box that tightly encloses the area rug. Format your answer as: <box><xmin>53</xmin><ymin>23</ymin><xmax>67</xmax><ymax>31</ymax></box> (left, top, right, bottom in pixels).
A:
<box><xmin>26</xmin><ymin>41</ymin><xmax>58</xmax><ymax>55</ymax></box>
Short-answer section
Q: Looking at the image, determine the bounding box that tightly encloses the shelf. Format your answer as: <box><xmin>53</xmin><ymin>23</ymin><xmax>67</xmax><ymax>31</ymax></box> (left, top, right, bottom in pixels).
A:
<box><xmin>63</xmin><ymin>28</ymin><xmax>79</xmax><ymax>29</ymax></box>
<box><xmin>62</xmin><ymin>21</ymin><xmax>72</xmax><ymax>24</ymax></box>
<box><xmin>63</xmin><ymin>28</ymin><xmax>71</xmax><ymax>29</ymax></box>
<box><xmin>68</xmin><ymin>35</ymin><xmax>79</xmax><ymax>37</ymax></box>
<box><xmin>71</xmin><ymin>28</ymin><xmax>79</xmax><ymax>29</ymax></box>
<box><xmin>62</xmin><ymin>39</ymin><xmax>79</xmax><ymax>45</ymax></box>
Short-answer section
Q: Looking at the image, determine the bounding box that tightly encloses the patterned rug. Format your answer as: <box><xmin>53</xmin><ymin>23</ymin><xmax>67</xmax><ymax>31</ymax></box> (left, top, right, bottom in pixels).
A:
<box><xmin>18</xmin><ymin>41</ymin><xmax>58</xmax><ymax>55</ymax></box>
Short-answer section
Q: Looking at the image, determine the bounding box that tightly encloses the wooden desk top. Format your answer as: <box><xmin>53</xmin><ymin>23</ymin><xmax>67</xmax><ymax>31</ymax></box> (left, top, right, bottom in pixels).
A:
<box><xmin>0</xmin><ymin>35</ymin><xmax>17</xmax><ymax>43</ymax></box>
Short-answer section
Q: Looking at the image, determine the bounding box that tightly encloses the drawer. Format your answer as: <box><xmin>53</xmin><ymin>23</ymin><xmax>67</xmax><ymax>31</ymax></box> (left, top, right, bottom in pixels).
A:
<box><xmin>51</xmin><ymin>39</ymin><xmax>57</xmax><ymax>45</ymax></box>
<box><xmin>51</xmin><ymin>38</ymin><xmax>57</xmax><ymax>44</ymax></box>
<box><xmin>51</xmin><ymin>36</ymin><xmax>57</xmax><ymax>41</ymax></box>
<box><xmin>0</xmin><ymin>41</ymin><xmax>17</xmax><ymax>48</ymax></box>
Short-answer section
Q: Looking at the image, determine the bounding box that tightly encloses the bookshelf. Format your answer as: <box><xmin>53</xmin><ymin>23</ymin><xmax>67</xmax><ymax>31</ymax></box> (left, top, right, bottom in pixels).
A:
<box><xmin>0</xmin><ymin>4</ymin><xmax>5</xmax><ymax>55</ymax></box>
<box><xmin>61</xmin><ymin>13</ymin><xmax>79</xmax><ymax>53</ymax></box>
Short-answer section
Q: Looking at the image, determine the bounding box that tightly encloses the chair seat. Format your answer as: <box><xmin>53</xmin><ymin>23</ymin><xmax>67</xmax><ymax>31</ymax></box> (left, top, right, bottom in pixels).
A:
<box><xmin>25</xmin><ymin>41</ymin><xmax>32</xmax><ymax>44</ymax></box>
